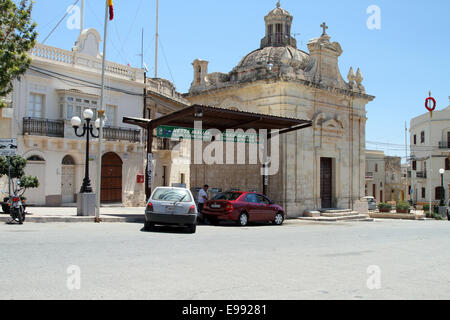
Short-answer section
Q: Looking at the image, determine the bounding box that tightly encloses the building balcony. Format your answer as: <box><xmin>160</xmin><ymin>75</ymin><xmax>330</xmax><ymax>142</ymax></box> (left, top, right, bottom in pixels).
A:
<box><xmin>416</xmin><ymin>171</ymin><xmax>427</xmax><ymax>179</ymax></box>
<box><xmin>365</xmin><ymin>172</ymin><xmax>374</xmax><ymax>181</ymax></box>
<box><xmin>23</xmin><ymin>117</ymin><xmax>141</xmax><ymax>143</ymax></box>
<box><xmin>103</xmin><ymin>126</ymin><xmax>141</xmax><ymax>143</ymax></box>
<box><xmin>23</xmin><ymin>117</ymin><xmax>65</xmax><ymax>138</ymax></box>
<box><xmin>439</xmin><ymin>142</ymin><xmax>450</xmax><ymax>149</ymax></box>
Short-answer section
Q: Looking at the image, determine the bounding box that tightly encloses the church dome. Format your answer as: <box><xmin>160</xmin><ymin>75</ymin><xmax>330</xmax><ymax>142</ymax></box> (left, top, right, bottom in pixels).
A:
<box><xmin>267</xmin><ymin>2</ymin><xmax>291</xmax><ymax>17</ymax></box>
<box><xmin>236</xmin><ymin>45</ymin><xmax>309</xmax><ymax>70</ymax></box>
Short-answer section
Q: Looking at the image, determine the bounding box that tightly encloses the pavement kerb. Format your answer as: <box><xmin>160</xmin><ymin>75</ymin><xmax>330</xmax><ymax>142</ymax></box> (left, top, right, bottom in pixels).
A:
<box><xmin>0</xmin><ymin>215</ymin><xmax>144</xmax><ymax>224</ymax></box>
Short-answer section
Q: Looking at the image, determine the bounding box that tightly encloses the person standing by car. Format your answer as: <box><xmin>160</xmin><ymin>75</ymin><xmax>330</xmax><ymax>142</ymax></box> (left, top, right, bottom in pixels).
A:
<box><xmin>197</xmin><ymin>185</ymin><xmax>209</xmax><ymax>217</ymax></box>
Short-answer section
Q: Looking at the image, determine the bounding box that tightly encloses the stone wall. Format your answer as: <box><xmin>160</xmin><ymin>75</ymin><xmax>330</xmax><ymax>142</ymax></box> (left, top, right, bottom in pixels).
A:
<box><xmin>187</xmin><ymin>80</ymin><xmax>369</xmax><ymax>217</ymax></box>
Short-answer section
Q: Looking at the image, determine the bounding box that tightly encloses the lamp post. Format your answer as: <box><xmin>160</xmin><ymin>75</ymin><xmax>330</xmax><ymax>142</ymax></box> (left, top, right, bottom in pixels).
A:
<box><xmin>71</xmin><ymin>109</ymin><xmax>103</xmax><ymax>216</ymax></box>
<box><xmin>439</xmin><ymin>168</ymin><xmax>445</xmax><ymax>207</ymax></box>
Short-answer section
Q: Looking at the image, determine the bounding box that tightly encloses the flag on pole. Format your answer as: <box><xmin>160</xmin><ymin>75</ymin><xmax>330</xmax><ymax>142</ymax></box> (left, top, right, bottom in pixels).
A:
<box><xmin>108</xmin><ymin>0</ymin><xmax>114</xmax><ymax>20</ymax></box>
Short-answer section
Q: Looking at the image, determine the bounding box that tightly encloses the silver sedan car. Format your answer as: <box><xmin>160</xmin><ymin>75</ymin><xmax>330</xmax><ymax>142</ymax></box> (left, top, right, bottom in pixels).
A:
<box><xmin>144</xmin><ymin>187</ymin><xmax>198</xmax><ymax>233</ymax></box>
<box><xmin>363</xmin><ymin>196</ymin><xmax>378</xmax><ymax>211</ymax></box>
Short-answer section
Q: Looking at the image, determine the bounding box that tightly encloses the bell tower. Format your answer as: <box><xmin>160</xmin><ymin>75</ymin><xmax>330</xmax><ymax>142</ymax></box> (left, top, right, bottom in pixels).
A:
<box><xmin>260</xmin><ymin>2</ymin><xmax>297</xmax><ymax>49</ymax></box>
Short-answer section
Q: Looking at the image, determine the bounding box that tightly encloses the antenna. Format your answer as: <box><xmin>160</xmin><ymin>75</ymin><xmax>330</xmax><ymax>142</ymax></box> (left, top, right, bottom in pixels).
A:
<box><xmin>140</xmin><ymin>28</ymin><xmax>144</xmax><ymax>69</ymax></box>
<box><xmin>155</xmin><ymin>0</ymin><xmax>159</xmax><ymax>79</ymax></box>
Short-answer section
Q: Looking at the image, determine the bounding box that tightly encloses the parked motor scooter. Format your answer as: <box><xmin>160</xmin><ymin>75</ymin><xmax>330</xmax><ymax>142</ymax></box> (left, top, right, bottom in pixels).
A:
<box><xmin>10</xmin><ymin>191</ymin><xmax>25</xmax><ymax>224</ymax></box>
<box><xmin>8</xmin><ymin>181</ymin><xmax>26</xmax><ymax>224</ymax></box>
<box><xmin>1</xmin><ymin>188</ymin><xmax>27</xmax><ymax>215</ymax></box>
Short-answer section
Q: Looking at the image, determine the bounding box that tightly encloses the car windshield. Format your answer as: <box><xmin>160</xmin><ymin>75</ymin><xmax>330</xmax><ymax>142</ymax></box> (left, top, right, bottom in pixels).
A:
<box><xmin>151</xmin><ymin>189</ymin><xmax>192</xmax><ymax>202</ymax></box>
<box><xmin>212</xmin><ymin>192</ymin><xmax>242</xmax><ymax>201</ymax></box>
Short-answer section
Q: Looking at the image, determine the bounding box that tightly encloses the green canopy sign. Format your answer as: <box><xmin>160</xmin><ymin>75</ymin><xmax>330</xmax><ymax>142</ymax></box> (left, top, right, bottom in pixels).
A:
<box><xmin>156</xmin><ymin>126</ymin><xmax>261</xmax><ymax>144</ymax></box>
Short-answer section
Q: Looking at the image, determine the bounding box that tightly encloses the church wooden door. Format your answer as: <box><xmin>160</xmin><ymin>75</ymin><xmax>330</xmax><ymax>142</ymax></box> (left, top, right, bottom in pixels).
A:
<box><xmin>101</xmin><ymin>152</ymin><xmax>123</xmax><ymax>203</ymax></box>
<box><xmin>320</xmin><ymin>158</ymin><xmax>333</xmax><ymax>209</ymax></box>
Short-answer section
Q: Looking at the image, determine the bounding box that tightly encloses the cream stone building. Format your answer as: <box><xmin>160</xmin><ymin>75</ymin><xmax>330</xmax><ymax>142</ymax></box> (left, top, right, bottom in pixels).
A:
<box><xmin>145</xmin><ymin>78</ymin><xmax>191</xmax><ymax>190</ymax></box>
<box><xmin>0</xmin><ymin>28</ymin><xmax>189</xmax><ymax>207</ymax></box>
<box><xmin>410</xmin><ymin>98</ymin><xmax>450</xmax><ymax>204</ymax></box>
<box><xmin>365</xmin><ymin>150</ymin><xmax>405</xmax><ymax>203</ymax></box>
<box><xmin>0</xmin><ymin>28</ymin><xmax>147</xmax><ymax>207</ymax></box>
<box><xmin>185</xmin><ymin>3</ymin><xmax>375</xmax><ymax>217</ymax></box>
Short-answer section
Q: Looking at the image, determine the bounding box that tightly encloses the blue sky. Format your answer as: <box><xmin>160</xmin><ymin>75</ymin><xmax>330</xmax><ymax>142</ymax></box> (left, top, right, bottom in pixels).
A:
<box><xmin>30</xmin><ymin>0</ymin><xmax>450</xmax><ymax>160</ymax></box>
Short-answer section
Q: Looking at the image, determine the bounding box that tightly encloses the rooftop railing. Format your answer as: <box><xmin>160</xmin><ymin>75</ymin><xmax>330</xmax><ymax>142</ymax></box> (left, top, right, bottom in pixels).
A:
<box><xmin>31</xmin><ymin>43</ymin><xmax>143</xmax><ymax>82</ymax></box>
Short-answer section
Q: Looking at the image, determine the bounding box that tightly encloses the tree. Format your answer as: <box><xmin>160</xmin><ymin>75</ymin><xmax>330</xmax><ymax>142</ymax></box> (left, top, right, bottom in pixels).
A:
<box><xmin>0</xmin><ymin>155</ymin><xmax>39</xmax><ymax>196</ymax></box>
<box><xmin>0</xmin><ymin>0</ymin><xmax>37</xmax><ymax>109</ymax></box>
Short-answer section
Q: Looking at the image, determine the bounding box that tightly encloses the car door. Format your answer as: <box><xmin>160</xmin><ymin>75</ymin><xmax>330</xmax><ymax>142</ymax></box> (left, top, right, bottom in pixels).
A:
<box><xmin>244</xmin><ymin>193</ymin><xmax>262</xmax><ymax>221</ymax></box>
<box><xmin>257</xmin><ymin>194</ymin><xmax>276</xmax><ymax>221</ymax></box>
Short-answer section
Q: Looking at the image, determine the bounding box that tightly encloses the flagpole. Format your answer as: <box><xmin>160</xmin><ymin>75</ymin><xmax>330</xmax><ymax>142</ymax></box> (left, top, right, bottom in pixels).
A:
<box><xmin>155</xmin><ymin>0</ymin><xmax>159</xmax><ymax>79</ymax></box>
<box><xmin>95</xmin><ymin>0</ymin><xmax>109</xmax><ymax>223</ymax></box>
<box><xmin>80</xmin><ymin>0</ymin><xmax>85</xmax><ymax>35</ymax></box>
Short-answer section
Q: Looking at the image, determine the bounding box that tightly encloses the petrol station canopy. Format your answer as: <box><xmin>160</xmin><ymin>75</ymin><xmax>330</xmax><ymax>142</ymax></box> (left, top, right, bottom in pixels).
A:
<box><xmin>123</xmin><ymin>105</ymin><xmax>312</xmax><ymax>134</ymax></box>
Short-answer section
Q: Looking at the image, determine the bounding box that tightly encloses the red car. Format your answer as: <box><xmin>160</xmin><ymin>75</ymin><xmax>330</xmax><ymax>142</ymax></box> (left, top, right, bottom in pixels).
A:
<box><xmin>201</xmin><ymin>192</ymin><xmax>285</xmax><ymax>226</ymax></box>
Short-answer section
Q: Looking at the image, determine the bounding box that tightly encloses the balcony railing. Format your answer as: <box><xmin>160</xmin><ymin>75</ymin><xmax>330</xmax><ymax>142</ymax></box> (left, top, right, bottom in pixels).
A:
<box><xmin>439</xmin><ymin>141</ymin><xmax>450</xmax><ymax>149</ymax></box>
<box><xmin>23</xmin><ymin>117</ymin><xmax>64</xmax><ymax>138</ymax></box>
<box><xmin>416</xmin><ymin>171</ymin><xmax>427</xmax><ymax>179</ymax></box>
<box><xmin>365</xmin><ymin>172</ymin><xmax>374</xmax><ymax>180</ymax></box>
<box><xmin>23</xmin><ymin>118</ymin><xmax>140</xmax><ymax>143</ymax></box>
<box><xmin>103</xmin><ymin>126</ymin><xmax>141</xmax><ymax>143</ymax></box>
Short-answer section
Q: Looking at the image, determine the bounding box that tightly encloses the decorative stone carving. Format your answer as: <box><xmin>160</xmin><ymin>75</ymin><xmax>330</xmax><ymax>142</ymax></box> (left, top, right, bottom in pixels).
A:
<box><xmin>355</xmin><ymin>68</ymin><xmax>363</xmax><ymax>85</ymax></box>
<box><xmin>347</xmin><ymin>67</ymin><xmax>356</xmax><ymax>84</ymax></box>
<box><xmin>355</xmin><ymin>68</ymin><xmax>366</xmax><ymax>93</ymax></box>
<box><xmin>72</xmin><ymin>28</ymin><xmax>102</xmax><ymax>58</ymax></box>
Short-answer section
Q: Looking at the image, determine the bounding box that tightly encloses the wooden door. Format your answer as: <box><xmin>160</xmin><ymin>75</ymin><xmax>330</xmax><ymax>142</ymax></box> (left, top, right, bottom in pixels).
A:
<box><xmin>101</xmin><ymin>153</ymin><xmax>123</xmax><ymax>203</ymax></box>
<box><xmin>321</xmin><ymin>158</ymin><xmax>333</xmax><ymax>209</ymax></box>
<box><xmin>61</xmin><ymin>166</ymin><xmax>75</xmax><ymax>203</ymax></box>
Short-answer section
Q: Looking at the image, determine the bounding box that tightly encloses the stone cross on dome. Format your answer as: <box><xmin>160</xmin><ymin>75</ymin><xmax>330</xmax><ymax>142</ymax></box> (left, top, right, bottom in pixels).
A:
<box><xmin>321</xmin><ymin>22</ymin><xmax>328</xmax><ymax>36</ymax></box>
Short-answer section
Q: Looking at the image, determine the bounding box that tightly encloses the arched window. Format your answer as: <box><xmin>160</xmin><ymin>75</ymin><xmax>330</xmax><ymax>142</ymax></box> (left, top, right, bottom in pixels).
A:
<box><xmin>27</xmin><ymin>155</ymin><xmax>45</xmax><ymax>162</ymax></box>
<box><xmin>62</xmin><ymin>155</ymin><xmax>75</xmax><ymax>165</ymax></box>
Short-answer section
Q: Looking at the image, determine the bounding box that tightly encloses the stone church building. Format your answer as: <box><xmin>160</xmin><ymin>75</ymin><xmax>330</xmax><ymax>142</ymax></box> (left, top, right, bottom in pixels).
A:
<box><xmin>185</xmin><ymin>3</ymin><xmax>375</xmax><ymax>217</ymax></box>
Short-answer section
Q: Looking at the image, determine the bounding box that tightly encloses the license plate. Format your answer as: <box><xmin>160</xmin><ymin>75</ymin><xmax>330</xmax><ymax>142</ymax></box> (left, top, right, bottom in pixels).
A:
<box><xmin>211</xmin><ymin>204</ymin><xmax>221</xmax><ymax>209</ymax></box>
<box><xmin>166</xmin><ymin>206</ymin><xmax>176</xmax><ymax>213</ymax></box>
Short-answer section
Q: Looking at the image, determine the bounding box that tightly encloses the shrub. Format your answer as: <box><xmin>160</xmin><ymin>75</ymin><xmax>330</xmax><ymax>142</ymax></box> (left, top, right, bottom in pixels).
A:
<box><xmin>378</xmin><ymin>203</ymin><xmax>392</xmax><ymax>210</ymax></box>
<box><xmin>396</xmin><ymin>201</ymin><xmax>410</xmax><ymax>211</ymax></box>
<box><xmin>432</xmin><ymin>214</ymin><xmax>444</xmax><ymax>220</ymax></box>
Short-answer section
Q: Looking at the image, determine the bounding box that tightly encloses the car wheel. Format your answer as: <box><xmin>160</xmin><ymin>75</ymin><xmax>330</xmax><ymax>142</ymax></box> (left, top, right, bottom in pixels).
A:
<box><xmin>187</xmin><ymin>224</ymin><xmax>197</xmax><ymax>234</ymax></box>
<box><xmin>273</xmin><ymin>212</ymin><xmax>284</xmax><ymax>225</ymax></box>
<box><xmin>237</xmin><ymin>213</ymin><xmax>249</xmax><ymax>227</ymax></box>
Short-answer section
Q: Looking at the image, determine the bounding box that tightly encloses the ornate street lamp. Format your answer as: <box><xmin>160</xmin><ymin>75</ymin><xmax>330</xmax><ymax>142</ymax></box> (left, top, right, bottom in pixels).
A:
<box><xmin>71</xmin><ymin>109</ymin><xmax>101</xmax><ymax>194</ymax></box>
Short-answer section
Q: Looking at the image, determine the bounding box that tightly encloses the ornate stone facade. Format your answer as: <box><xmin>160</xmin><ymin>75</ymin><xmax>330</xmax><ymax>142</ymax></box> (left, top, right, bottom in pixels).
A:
<box><xmin>0</xmin><ymin>29</ymin><xmax>147</xmax><ymax>207</ymax></box>
<box><xmin>185</xmin><ymin>4</ymin><xmax>375</xmax><ymax>217</ymax></box>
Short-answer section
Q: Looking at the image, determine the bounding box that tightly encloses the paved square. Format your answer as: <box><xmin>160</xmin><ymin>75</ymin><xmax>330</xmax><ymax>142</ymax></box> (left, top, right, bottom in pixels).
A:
<box><xmin>0</xmin><ymin>219</ymin><xmax>448</xmax><ymax>300</ymax></box>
